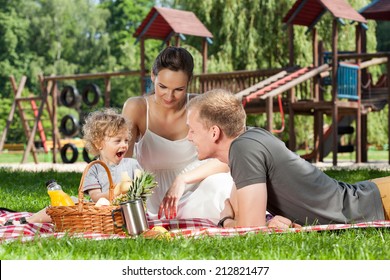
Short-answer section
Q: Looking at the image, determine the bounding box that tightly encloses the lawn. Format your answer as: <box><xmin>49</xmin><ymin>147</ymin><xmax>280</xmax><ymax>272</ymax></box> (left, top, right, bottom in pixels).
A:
<box><xmin>0</xmin><ymin>167</ymin><xmax>389</xmax><ymax>260</ymax></box>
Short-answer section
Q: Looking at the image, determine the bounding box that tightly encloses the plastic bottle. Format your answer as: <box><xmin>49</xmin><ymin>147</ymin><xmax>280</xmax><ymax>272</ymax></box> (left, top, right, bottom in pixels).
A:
<box><xmin>46</xmin><ymin>179</ymin><xmax>75</xmax><ymax>206</ymax></box>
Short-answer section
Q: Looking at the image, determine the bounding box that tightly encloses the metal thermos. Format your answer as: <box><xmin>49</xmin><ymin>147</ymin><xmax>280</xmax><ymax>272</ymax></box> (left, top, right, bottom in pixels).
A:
<box><xmin>112</xmin><ymin>199</ymin><xmax>148</xmax><ymax>236</ymax></box>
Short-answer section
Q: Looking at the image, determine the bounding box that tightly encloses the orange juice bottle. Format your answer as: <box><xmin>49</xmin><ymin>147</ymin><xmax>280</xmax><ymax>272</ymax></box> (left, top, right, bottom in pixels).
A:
<box><xmin>46</xmin><ymin>179</ymin><xmax>75</xmax><ymax>206</ymax></box>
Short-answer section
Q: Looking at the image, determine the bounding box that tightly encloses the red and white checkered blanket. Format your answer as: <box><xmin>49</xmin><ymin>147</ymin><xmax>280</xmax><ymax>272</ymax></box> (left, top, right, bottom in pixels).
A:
<box><xmin>1</xmin><ymin>210</ymin><xmax>389</xmax><ymax>243</ymax></box>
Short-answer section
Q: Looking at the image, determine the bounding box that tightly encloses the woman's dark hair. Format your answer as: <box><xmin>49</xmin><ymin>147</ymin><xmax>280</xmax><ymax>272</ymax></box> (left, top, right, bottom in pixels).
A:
<box><xmin>152</xmin><ymin>46</ymin><xmax>194</xmax><ymax>81</ymax></box>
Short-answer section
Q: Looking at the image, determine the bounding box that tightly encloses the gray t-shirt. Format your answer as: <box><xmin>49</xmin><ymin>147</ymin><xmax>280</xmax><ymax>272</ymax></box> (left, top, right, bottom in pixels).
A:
<box><xmin>229</xmin><ymin>128</ymin><xmax>384</xmax><ymax>225</ymax></box>
<box><xmin>83</xmin><ymin>158</ymin><xmax>141</xmax><ymax>194</ymax></box>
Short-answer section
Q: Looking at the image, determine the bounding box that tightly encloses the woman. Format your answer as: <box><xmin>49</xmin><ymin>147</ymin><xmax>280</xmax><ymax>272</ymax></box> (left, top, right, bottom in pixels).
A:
<box><xmin>122</xmin><ymin>46</ymin><xmax>233</xmax><ymax>223</ymax></box>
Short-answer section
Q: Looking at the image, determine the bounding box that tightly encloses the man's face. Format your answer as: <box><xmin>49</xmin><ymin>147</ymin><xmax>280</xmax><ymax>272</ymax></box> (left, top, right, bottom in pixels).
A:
<box><xmin>186</xmin><ymin>109</ymin><xmax>214</xmax><ymax>160</ymax></box>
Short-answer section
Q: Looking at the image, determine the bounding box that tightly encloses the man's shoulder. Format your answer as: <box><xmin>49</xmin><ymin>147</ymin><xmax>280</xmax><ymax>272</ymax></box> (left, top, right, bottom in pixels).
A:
<box><xmin>239</xmin><ymin>127</ymin><xmax>271</xmax><ymax>139</ymax></box>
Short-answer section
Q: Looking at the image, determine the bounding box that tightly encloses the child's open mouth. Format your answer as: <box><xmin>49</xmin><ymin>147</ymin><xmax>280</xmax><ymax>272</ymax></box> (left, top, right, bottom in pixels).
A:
<box><xmin>116</xmin><ymin>151</ymin><xmax>125</xmax><ymax>158</ymax></box>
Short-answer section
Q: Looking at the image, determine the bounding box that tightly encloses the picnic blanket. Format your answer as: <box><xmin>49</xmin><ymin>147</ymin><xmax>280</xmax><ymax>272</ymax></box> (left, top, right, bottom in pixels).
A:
<box><xmin>1</xmin><ymin>210</ymin><xmax>390</xmax><ymax>243</ymax></box>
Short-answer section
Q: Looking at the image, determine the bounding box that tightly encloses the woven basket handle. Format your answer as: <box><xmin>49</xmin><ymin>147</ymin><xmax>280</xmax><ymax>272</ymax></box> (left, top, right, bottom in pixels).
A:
<box><xmin>77</xmin><ymin>160</ymin><xmax>115</xmax><ymax>211</ymax></box>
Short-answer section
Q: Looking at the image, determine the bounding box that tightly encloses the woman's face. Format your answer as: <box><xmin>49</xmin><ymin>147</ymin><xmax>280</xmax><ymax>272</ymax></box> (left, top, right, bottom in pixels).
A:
<box><xmin>152</xmin><ymin>69</ymin><xmax>189</xmax><ymax>108</ymax></box>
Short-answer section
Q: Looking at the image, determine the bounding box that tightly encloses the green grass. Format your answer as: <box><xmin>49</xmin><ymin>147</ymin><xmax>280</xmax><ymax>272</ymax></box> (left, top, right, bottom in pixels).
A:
<box><xmin>325</xmin><ymin>150</ymin><xmax>389</xmax><ymax>162</ymax></box>
<box><xmin>0</xmin><ymin>168</ymin><xmax>390</xmax><ymax>260</ymax></box>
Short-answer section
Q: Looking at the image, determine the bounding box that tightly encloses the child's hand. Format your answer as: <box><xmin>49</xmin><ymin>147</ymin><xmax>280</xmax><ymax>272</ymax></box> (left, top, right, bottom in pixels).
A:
<box><xmin>114</xmin><ymin>182</ymin><xmax>122</xmax><ymax>197</ymax></box>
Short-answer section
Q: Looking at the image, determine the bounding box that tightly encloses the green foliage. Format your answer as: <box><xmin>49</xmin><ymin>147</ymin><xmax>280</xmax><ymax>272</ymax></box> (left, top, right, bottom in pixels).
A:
<box><xmin>0</xmin><ymin>0</ymin><xmax>388</xmax><ymax>149</ymax></box>
<box><xmin>376</xmin><ymin>21</ymin><xmax>390</xmax><ymax>51</ymax></box>
<box><xmin>367</xmin><ymin>105</ymin><xmax>389</xmax><ymax>147</ymax></box>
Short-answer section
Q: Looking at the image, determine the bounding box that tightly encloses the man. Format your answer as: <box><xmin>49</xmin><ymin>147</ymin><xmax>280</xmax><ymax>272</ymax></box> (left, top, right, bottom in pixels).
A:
<box><xmin>186</xmin><ymin>88</ymin><xmax>389</xmax><ymax>228</ymax></box>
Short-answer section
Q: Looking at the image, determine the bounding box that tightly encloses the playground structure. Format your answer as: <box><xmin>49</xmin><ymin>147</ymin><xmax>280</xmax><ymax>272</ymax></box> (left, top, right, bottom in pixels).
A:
<box><xmin>1</xmin><ymin>1</ymin><xmax>389</xmax><ymax>166</ymax></box>
<box><xmin>0</xmin><ymin>71</ymin><xmax>140</xmax><ymax>163</ymax></box>
<box><xmin>234</xmin><ymin>0</ymin><xmax>390</xmax><ymax>166</ymax></box>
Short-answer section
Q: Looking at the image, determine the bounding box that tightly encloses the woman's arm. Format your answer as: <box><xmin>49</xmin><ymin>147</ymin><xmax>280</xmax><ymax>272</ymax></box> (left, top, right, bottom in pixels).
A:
<box><xmin>122</xmin><ymin>97</ymin><xmax>145</xmax><ymax>157</ymax></box>
<box><xmin>180</xmin><ymin>158</ymin><xmax>229</xmax><ymax>184</ymax></box>
<box><xmin>158</xmin><ymin>159</ymin><xmax>230</xmax><ymax>219</ymax></box>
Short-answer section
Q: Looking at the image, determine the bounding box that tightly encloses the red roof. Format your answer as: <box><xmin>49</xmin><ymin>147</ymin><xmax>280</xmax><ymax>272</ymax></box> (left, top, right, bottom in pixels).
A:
<box><xmin>360</xmin><ymin>0</ymin><xmax>390</xmax><ymax>21</ymax></box>
<box><xmin>134</xmin><ymin>6</ymin><xmax>213</xmax><ymax>40</ymax></box>
<box><xmin>283</xmin><ymin>0</ymin><xmax>367</xmax><ymax>26</ymax></box>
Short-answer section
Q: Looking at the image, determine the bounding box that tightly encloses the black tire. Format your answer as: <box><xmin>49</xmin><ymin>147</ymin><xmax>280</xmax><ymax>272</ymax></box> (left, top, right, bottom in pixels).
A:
<box><xmin>82</xmin><ymin>83</ymin><xmax>101</xmax><ymax>106</ymax></box>
<box><xmin>60</xmin><ymin>114</ymin><xmax>79</xmax><ymax>137</ymax></box>
<box><xmin>82</xmin><ymin>147</ymin><xmax>94</xmax><ymax>163</ymax></box>
<box><xmin>60</xmin><ymin>143</ymin><xmax>79</xmax><ymax>164</ymax></box>
<box><xmin>60</xmin><ymin>85</ymin><xmax>80</xmax><ymax>108</ymax></box>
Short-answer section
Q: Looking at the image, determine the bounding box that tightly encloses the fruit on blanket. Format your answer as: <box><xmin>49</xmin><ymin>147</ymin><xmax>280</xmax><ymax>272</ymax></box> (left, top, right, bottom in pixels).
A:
<box><xmin>152</xmin><ymin>226</ymin><xmax>168</xmax><ymax>233</ymax></box>
<box><xmin>142</xmin><ymin>226</ymin><xmax>171</xmax><ymax>240</ymax></box>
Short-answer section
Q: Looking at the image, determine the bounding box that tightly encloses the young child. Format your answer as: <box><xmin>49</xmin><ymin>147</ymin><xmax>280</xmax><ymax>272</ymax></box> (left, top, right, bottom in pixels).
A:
<box><xmin>1</xmin><ymin>108</ymin><xmax>140</xmax><ymax>225</ymax></box>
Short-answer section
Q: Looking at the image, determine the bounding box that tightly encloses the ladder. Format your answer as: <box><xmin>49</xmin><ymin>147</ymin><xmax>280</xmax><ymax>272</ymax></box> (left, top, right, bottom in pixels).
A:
<box><xmin>0</xmin><ymin>76</ymin><xmax>50</xmax><ymax>163</ymax></box>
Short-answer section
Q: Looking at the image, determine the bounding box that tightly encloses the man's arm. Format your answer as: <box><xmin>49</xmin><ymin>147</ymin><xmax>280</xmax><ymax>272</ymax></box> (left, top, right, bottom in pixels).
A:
<box><xmin>236</xmin><ymin>183</ymin><xmax>268</xmax><ymax>227</ymax></box>
<box><xmin>220</xmin><ymin>183</ymin><xmax>267</xmax><ymax>227</ymax></box>
<box><xmin>221</xmin><ymin>183</ymin><xmax>299</xmax><ymax>229</ymax></box>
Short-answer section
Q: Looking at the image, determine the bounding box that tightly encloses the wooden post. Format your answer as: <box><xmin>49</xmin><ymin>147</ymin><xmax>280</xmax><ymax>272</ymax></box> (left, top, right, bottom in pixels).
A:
<box><xmin>361</xmin><ymin>114</ymin><xmax>367</xmax><ymax>162</ymax></box>
<box><xmin>388</xmin><ymin>56</ymin><xmax>390</xmax><ymax>164</ymax></box>
<box><xmin>202</xmin><ymin>38</ymin><xmax>208</xmax><ymax>74</ymax></box>
<box><xmin>318</xmin><ymin>41</ymin><xmax>324</xmax><ymax>162</ymax></box>
<box><xmin>104</xmin><ymin>78</ymin><xmax>111</xmax><ymax>107</ymax></box>
<box><xmin>355</xmin><ymin>24</ymin><xmax>362</xmax><ymax>163</ymax></box>
<box><xmin>266</xmin><ymin>97</ymin><xmax>273</xmax><ymax>132</ymax></box>
<box><xmin>312</xmin><ymin>28</ymin><xmax>320</xmax><ymax>161</ymax></box>
<box><xmin>175</xmin><ymin>35</ymin><xmax>180</xmax><ymax>47</ymax></box>
<box><xmin>0</xmin><ymin>76</ymin><xmax>28</xmax><ymax>152</ymax></box>
<box><xmin>52</xmin><ymin>81</ymin><xmax>58</xmax><ymax>163</ymax></box>
<box><xmin>331</xmin><ymin>19</ymin><xmax>339</xmax><ymax>166</ymax></box>
<box><xmin>288</xmin><ymin>24</ymin><xmax>296</xmax><ymax>151</ymax></box>
<box><xmin>39</xmin><ymin>75</ymin><xmax>61</xmax><ymax>156</ymax></box>
<box><xmin>312</xmin><ymin>28</ymin><xmax>319</xmax><ymax>101</ymax></box>
<box><xmin>140</xmin><ymin>38</ymin><xmax>146</xmax><ymax>95</ymax></box>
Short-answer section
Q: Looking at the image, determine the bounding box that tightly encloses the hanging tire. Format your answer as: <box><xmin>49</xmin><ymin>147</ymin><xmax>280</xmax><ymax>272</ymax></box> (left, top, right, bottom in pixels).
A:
<box><xmin>60</xmin><ymin>85</ymin><xmax>80</xmax><ymax>108</ymax></box>
<box><xmin>60</xmin><ymin>143</ymin><xmax>79</xmax><ymax>164</ymax></box>
<box><xmin>82</xmin><ymin>83</ymin><xmax>101</xmax><ymax>107</ymax></box>
<box><xmin>60</xmin><ymin>114</ymin><xmax>79</xmax><ymax>137</ymax></box>
<box><xmin>82</xmin><ymin>147</ymin><xmax>94</xmax><ymax>163</ymax></box>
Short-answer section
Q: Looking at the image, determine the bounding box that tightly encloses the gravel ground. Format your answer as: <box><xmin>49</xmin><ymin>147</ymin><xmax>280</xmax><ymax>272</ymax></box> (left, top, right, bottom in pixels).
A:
<box><xmin>0</xmin><ymin>162</ymin><xmax>88</xmax><ymax>172</ymax></box>
<box><xmin>0</xmin><ymin>160</ymin><xmax>389</xmax><ymax>172</ymax></box>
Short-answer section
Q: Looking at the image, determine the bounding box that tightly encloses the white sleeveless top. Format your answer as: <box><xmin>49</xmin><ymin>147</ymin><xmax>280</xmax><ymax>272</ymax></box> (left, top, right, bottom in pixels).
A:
<box><xmin>134</xmin><ymin>97</ymin><xmax>201</xmax><ymax>215</ymax></box>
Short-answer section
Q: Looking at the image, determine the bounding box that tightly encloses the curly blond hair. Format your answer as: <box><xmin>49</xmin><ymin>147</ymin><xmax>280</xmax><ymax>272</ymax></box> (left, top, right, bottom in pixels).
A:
<box><xmin>82</xmin><ymin>108</ymin><xmax>131</xmax><ymax>156</ymax></box>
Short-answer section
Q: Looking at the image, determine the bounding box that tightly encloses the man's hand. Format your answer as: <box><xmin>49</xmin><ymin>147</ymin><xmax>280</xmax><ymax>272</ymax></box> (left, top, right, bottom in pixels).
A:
<box><xmin>267</xmin><ymin>215</ymin><xmax>301</xmax><ymax>229</ymax></box>
<box><xmin>220</xmin><ymin>198</ymin><xmax>235</xmax><ymax>219</ymax></box>
<box><xmin>158</xmin><ymin>175</ymin><xmax>186</xmax><ymax>219</ymax></box>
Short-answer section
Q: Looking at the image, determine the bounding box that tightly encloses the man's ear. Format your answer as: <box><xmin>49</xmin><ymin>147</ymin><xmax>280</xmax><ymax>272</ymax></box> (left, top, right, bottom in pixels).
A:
<box><xmin>211</xmin><ymin>125</ymin><xmax>221</xmax><ymax>142</ymax></box>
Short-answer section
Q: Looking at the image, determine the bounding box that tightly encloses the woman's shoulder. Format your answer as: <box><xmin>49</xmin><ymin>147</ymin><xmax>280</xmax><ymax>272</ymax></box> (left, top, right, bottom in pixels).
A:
<box><xmin>123</xmin><ymin>96</ymin><xmax>146</xmax><ymax>109</ymax></box>
<box><xmin>122</xmin><ymin>96</ymin><xmax>147</xmax><ymax>117</ymax></box>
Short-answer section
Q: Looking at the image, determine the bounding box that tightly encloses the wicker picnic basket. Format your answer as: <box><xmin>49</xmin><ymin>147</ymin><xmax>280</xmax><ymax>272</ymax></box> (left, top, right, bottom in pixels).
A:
<box><xmin>46</xmin><ymin>160</ymin><xmax>125</xmax><ymax>234</ymax></box>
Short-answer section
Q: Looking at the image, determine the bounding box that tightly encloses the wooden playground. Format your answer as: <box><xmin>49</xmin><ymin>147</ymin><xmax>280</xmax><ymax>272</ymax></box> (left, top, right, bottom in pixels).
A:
<box><xmin>0</xmin><ymin>0</ymin><xmax>389</xmax><ymax>166</ymax></box>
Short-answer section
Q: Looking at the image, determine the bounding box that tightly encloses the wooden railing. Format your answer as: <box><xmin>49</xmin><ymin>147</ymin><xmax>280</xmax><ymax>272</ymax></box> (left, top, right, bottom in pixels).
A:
<box><xmin>189</xmin><ymin>68</ymin><xmax>285</xmax><ymax>94</ymax></box>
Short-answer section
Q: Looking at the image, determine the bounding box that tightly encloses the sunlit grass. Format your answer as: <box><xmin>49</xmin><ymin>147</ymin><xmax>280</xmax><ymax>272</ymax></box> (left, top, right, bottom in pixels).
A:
<box><xmin>0</xmin><ymin>168</ymin><xmax>389</xmax><ymax>260</ymax></box>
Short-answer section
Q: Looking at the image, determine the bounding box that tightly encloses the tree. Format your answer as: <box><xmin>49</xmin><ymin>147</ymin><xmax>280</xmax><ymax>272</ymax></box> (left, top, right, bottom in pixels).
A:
<box><xmin>98</xmin><ymin>0</ymin><xmax>158</xmax><ymax>108</ymax></box>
